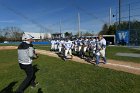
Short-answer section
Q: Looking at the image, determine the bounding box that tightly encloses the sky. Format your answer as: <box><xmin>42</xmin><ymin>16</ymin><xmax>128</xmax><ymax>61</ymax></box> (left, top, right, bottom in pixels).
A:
<box><xmin>0</xmin><ymin>0</ymin><xmax>140</xmax><ymax>34</ymax></box>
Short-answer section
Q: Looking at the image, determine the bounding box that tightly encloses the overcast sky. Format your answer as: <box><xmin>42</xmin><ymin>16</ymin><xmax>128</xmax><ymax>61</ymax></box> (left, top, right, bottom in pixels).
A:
<box><xmin>0</xmin><ymin>0</ymin><xmax>140</xmax><ymax>34</ymax></box>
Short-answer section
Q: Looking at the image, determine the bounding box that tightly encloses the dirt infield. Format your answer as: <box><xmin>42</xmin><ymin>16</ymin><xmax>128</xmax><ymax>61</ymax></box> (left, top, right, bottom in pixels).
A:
<box><xmin>0</xmin><ymin>46</ymin><xmax>17</xmax><ymax>50</ymax></box>
<box><xmin>0</xmin><ymin>46</ymin><xmax>140</xmax><ymax>75</ymax></box>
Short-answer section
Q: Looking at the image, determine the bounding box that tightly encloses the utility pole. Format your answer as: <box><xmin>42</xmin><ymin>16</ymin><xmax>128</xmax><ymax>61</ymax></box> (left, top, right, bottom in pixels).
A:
<box><xmin>128</xmin><ymin>4</ymin><xmax>131</xmax><ymax>45</ymax></box>
<box><xmin>113</xmin><ymin>9</ymin><xmax>118</xmax><ymax>31</ymax></box>
<box><xmin>92</xmin><ymin>30</ymin><xmax>94</xmax><ymax>36</ymax></box>
<box><xmin>118</xmin><ymin>0</ymin><xmax>121</xmax><ymax>30</ymax></box>
<box><xmin>128</xmin><ymin>4</ymin><xmax>131</xmax><ymax>31</ymax></box>
<box><xmin>40</xmin><ymin>28</ymin><xmax>42</xmax><ymax>40</ymax></box>
<box><xmin>115</xmin><ymin>9</ymin><xmax>118</xmax><ymax>31</ymax></box>
<box><xmin>60</xmin><ymin>19</ymin><xmax>62</xmax><ymax>38</ymax></box>
<box><xmin>109</xmin><ymin>8</ymin><xmax>112</xmax><ymax>26</ymax></box>
<box><xmin>78</xmin><ymin>12</ymin><xmax>80</xmax><ymax>37</ymax></box>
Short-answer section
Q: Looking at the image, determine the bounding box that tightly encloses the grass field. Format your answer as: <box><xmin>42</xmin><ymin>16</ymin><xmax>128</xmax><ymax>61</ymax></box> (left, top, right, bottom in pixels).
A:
<box><xmin>106</xmin><ymin>46</ymin><xmax>140</xmax><ymax>63</ymax></box>
<box><xmin>0</xmin><ymin>44</ymin><xmax>140</xmax><ymax>63</ymax></box>
<box><xmin>0</xmin><ymin>49</ymin><xmax>140</xmax><ymax>93</ymax></box>
<box><xmin>33</xmin><ymin>45</ymin><xmax>140</xmax><ymax>63</ymax></box>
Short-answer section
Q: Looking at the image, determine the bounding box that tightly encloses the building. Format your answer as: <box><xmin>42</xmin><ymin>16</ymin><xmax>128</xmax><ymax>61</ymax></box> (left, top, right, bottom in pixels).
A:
<box><xmin>24</xmin><ymin>32</ymin><xmax>51</xmax><ymax>41</ymax></box>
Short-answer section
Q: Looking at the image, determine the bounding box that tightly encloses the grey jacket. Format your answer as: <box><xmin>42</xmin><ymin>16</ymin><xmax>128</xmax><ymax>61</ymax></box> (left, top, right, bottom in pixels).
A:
<box><xmin>18</xmin><ymin>41</ymin><xmax>37</xmax><ymax>65</ymax></box>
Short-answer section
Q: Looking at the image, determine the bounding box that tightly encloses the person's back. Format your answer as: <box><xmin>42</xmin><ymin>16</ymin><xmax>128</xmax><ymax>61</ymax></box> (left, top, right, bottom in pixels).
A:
<box><xmin>18</xmin><ymin>41</ymin><xmax>35</xmax><ymax>65</ymax></box>
<box><xmin>16</xmin><ymin>34</ymin><xmax>38</xmax><ymax>93</ymax></box>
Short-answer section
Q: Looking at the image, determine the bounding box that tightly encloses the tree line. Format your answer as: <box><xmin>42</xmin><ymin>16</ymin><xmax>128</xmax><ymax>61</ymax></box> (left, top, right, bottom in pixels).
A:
<box><xmin>0</xmin><ymin>26</ymin><xmax>23</xmax><ymax>42</ymax></box>
<box><xmin>99</xmin><ymin>20</ymin><xmax>140</xmax><ymax>35</ymax></box>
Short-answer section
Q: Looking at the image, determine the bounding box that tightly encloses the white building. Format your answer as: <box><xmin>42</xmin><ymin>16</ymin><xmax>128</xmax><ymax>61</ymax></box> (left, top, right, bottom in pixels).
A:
<box><xmin>24</xmin><ymin>32</ymin><xmax>51</xmax><ymax>40</ymax></box>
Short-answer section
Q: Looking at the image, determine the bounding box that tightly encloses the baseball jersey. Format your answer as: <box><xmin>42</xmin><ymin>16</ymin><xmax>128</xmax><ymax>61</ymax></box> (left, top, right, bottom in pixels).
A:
<box><xmin>64</xmin><ymin>40</ymin><xmax>72</xmax><ymax>49</ymax></box>
<box><xmin>58</xmin><ymin>40</ymin><xmax>64</xmax><ymax>47</ymax></box>
<box><xmin>90</xmin><ymin>39</ymin><xmax>96</xmax><ymax>49</ymax></box>
<box><xmin>82</xmin><ymin>39</ymin><xmax>88</xmax><ymax>46</ymax></box>
<box><xmin>51</xmin><ymin>40</ymin><xmax>55</xmax><ymax>45</ymax></box>
<box><xmin>77</xmin><ymin>39</ymin><xmax>83</xmax><ymax>46</ymax></box>
<box><xmin>99</xmin><ymin>38</ymin><xmax>106</xmax><ymax>49</ymax></box>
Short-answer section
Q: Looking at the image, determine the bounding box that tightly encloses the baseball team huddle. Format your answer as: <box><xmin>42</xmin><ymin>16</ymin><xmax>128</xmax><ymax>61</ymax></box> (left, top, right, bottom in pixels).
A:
<box><xmin>16</xmin><ymin>34</ymin><xmax>107</xmax><ymax>93</ymax></box>
<box><xmin>50</xmin><ymin>35</ymin><xmax>107</xmax><ymax>65</ymax></box>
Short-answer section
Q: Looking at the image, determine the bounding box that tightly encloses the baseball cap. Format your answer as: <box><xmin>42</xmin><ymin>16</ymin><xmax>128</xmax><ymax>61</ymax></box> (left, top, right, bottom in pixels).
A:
<box><xmin>22</xmin><ymin>34</ymin><xmax>34</xmax><ymax>40</ymax></box>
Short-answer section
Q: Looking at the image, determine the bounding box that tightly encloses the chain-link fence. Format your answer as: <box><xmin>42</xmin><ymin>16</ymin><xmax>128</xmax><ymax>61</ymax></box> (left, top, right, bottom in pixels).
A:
<box><xmin>129</xmin><ymin>29</ymin><xmax>140</xmax><ymax>46</ymax></box>
<box><xmin>112</xmin><ymin>1</ymin><xmax>140</xmax><ymax>46</ymax></box>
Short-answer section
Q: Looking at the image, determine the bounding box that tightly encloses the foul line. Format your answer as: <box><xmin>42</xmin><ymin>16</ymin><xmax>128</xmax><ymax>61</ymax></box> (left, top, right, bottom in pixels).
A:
<box><xmin>107</xmin><ymin>63</ymin><xmax>140</xmax><ymax>70</ymax></box>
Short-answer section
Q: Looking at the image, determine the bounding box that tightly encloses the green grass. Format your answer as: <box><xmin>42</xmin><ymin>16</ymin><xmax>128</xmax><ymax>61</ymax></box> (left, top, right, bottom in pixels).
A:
<box><xmin>1</xmin><ymin>44</ymin><xmax>140</xmax><ymax>63</ymax></box>
<box><xmin>0</xmin><ymin>50</ymin><xmax>140</xmax><ymax>93</ymax></box>
<box><xmin>33</xmin><ymin>45</ymin><xmax>140</xmax><ymax>63</ymax></box>
<box><xmin>106</xmin><ymin>46</ymin><xmax>140</xmax><ymax>63</ymax></box>
<box><xmin>34</xmin><ymin>45</ymin><xmax>51</xmax><ymax>51</ymax></box>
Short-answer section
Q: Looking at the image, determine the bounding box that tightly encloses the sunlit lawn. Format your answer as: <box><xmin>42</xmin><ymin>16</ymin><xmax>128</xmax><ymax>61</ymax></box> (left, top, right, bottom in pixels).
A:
<box><xmin>0</xmin><ymin>50</ymin><xmax>140</xmax><ymax>93</ymax></box>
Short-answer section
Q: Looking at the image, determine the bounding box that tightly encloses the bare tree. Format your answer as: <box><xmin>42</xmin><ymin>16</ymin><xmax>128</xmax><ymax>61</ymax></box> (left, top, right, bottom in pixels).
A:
<box><xmin>1</xmin><ymin>26</ymin><xmax>24</xmax><ymax>41</ymax></box>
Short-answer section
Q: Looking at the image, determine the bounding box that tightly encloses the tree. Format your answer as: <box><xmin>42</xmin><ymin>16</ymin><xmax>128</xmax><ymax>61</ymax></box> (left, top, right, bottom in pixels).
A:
<box><xmin>0</xmin><ymin>26</ymin><xmax>23</xmax><ymax>41</ymax></box>
<box><xmin>107</xmin><ymin>25</ymin><xmax>116</xmax><ymax>35</ymax></box>
<box><xmin>0</xmin><ymin>36</ymin><xmax>6</xmax><ymax>43</ymax></box>
<box><xmin>99</xmin><ymin>24</ymin><xmax>108</xmax><ymax>35</ymax></box>
<box><xmin>99</xmin><ymin>20</ymin><xmax>140</xmax><ymax>45</ymax></box>
<box><xmin>64</xmin><ymin>32</ymin><xmax>72</xmax><ymax>38</ymax></box>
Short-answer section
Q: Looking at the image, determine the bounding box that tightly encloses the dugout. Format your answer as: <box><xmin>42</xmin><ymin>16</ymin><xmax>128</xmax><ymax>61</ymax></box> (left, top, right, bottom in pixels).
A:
<box><xmin>83</xmin><ymin>35</ymin><xmax>115</xmax><ymax>45</ymax></box>
<box><xmin>103</xmin><ymin>35</ymin><xmax>115</xmax><ymax>45</ymax></box>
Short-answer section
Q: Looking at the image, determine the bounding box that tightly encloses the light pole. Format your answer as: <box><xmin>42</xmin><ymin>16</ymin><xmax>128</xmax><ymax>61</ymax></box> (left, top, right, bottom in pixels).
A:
<box><xmin>109</xmin><ymin>8</ymin><xmax>112</xmax><ymax>26</ymax></box>
<box><xmin>78</xmin><ymin>12</ymin><xmax>80</xmax><ymax>37</ymax></box>
<box><xmin>92</xmin><ymin>30</ymin><xmax>94</xmax><ymax>36</ymax></box>
<box><xmin>59</xmin><ymin>19</ymin><xmax>62</xmax><ymax>38</ymax></box>
<box><xmin>113</xmin><ymin>9</ymin><xmax>118</xmax><ymax>31</ymax></box>
<box><xmin>128</xmin><ymin>4</ymin><xmax>131</xmax><ymax>46</ymax></box>
<box><xmin>118</xmin><ymin>0</ymin><xmax>121</xmax><ymax>30</ymax></box>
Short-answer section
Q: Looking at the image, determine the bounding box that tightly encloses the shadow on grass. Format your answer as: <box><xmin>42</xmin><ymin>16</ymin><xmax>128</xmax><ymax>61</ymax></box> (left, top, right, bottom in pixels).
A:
<box><xmin>15</xmin><ymin>64</ymin><xmax>40</xmax><ymax>92</ymax></box>
<box><xmin>0</xmin><ymin>81</ymin><xmax>17</xmax><ymax>93</ymax></box>
<box><xmin>33</xmin><ymin>64</ymin><xmax>40</xmax><ymax>73</ymax></box>
<box><xmin>84</xmin><ymin>57</ymin><xmax>96</xmax><ymax>65</ymax></box>
<box><xmin>55</xmin><ymin>52</ymin><xmax>65</xmax><ymax>61</ymax></box>
<box><xmin>38</xmin><ymin>88</ymin><xmax>43</xmax><ymax>93</ymax></box>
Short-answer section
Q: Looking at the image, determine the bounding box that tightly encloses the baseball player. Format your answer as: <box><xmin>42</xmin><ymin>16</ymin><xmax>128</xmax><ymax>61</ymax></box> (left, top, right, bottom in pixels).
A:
<box><xmin>90</xmin><ymin>38</ymin><xmax>96</xmax><ymax>59</ymax></box>
<box><xmin>81</xmin><ymin>37</ymin><xmax>88</xmax><ymax>58</ymax></box>
<box><xmin>50</xmin><ymin>39</ymin><xmax>55</xmax><ymax>51</ymax></box>
<box><xmin>63</xmin><ymin>38</ymin><xmax>73</xmax><ymax>61</ymax></box>
<box><xmin>73</xmin><ymin>39</ymin><xmax>78</xmax><ymax>54</ymax></box>
<box><xmin>87</xmin><ymin>37</ymin><xmax>92</xmax><ymax>58</ymax></box>
<box><xmin>58</xmin><ymin>39</ymin><xmax>64</xmax><ymax>53</ymax></box>
<box><xmin>77</xmin><ymin>38</ymin><xmax>83</xmax><ymax>57</ymax></box>
<box><xmin>95</xmin><ymin>35</ymin><xmax>107</xmax><ymax>65</ymax></box>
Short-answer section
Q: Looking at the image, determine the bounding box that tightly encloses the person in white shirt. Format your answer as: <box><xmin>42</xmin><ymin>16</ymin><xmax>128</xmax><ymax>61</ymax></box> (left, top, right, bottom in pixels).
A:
<box><xmin>81</xmin><ymin>37</ymin><xmax>88</xmax><ymax>58</ymax></box>
<box><xmin>50</xmin><ymin>39</ymin><xmax>55</xmax><ymax>51</ymax></box>
<box><xmin>73</xmin><ymin>39</ymin><xmax>78</xmax><ymax>55</ymax></box>
<box><xmin>54</xmin><ymin>40</ymin><xmax>58</xmax><ymax>51</ymax></box>
<box><xmin>63</xmin><ymin>39</ymin><xmax>73</xmax><ymax>61</ymax></box>
<box><xmin>90</xmin><ymin>37</ymin><xmax>96</xmax><ymax>59</ymax></box>
<box><xmin>77</xmin><ymin>38</ymin><xmax>83</xmax><ymax>57</ymax></box>
<box><xmin>58</xmin><ymin>39</ymin><xmax>64</xmax><ymax>53</ymax></box>
<box><xmin>95</xmin><ymin>35</ymin><xmax>107</xmax><ymax>65</ymax></box>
